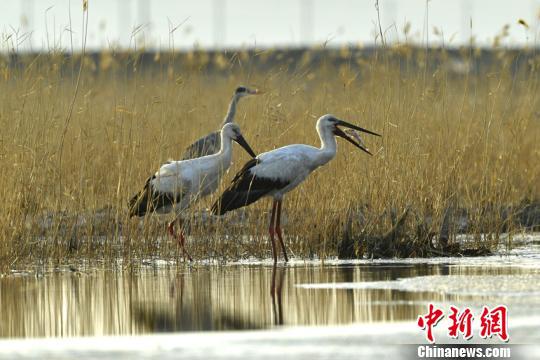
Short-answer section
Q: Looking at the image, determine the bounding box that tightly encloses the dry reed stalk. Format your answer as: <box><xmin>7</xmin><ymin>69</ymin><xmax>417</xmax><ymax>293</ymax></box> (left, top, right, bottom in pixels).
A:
<box><xmin>0</xmin><ymin>45</ymin><xmax>538</xmax><ymax>270</ymax></box>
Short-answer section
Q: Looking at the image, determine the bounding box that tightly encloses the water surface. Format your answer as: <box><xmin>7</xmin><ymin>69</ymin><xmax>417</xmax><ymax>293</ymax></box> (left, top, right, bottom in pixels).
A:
<box><xmin>1</xmin><ymin>241</ymin><xmax>539</xmax><ymax>339</ymax></box>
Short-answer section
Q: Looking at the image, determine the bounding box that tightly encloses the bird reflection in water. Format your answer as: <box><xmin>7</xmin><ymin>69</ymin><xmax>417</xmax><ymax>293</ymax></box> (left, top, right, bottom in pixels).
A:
<box><xmin>270</xmin><ymin>265</ymin><xmax>286</xmax><ymax>326</ymax></box>
<box><xmin>131</xmin><ymin>265</ymin><xmax>288</xmax><ymax>332</ymax></box>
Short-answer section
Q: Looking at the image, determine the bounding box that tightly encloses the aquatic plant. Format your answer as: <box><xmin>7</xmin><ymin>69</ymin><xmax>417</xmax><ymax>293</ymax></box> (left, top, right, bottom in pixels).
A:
<box><xmin>0</xmin><ymin>42</ymin><xmax>538</xmax><ymax>270</ymax></box>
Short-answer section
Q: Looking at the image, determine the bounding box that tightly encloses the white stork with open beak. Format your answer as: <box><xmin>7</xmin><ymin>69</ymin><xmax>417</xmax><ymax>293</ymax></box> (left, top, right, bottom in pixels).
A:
<box><xmin>211</xmin><ymin>114</ymin><xmax>381</xmax><ymax>263</ymax></box>
<box><xmin>129</xmin><ymin>123</ymin><xmax>257</xmax><ymax>261</ymax></box>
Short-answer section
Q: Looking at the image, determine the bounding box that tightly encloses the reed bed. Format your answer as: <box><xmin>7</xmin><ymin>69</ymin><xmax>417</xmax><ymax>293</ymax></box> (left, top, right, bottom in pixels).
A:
<box><xmin>0</xmin><ymin>45</ymin><xmax>539</xmax><ymax>271</ymax></box>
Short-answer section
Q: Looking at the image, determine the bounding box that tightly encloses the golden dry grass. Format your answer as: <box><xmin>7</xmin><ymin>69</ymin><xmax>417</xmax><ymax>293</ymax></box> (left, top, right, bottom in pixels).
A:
<box><xmin>0</xmin><ymin>47</ymin><xmax>539</xmax><ymax>270</ymax></box>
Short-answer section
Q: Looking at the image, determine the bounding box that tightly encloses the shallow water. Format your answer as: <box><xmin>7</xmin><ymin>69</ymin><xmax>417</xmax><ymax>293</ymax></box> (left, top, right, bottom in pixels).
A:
<box><xmin>1</xmin><ymin>236</ymin><xmax>540</xmax><ymax>358</ymax></box>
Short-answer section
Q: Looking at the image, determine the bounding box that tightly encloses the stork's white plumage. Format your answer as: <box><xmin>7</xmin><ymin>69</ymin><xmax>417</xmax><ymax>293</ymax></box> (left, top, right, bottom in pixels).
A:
<box><xmin>129</xmin><ymin>123</ymin><xmax>256</xmax><ymax>261</ymax></box>
<box><xmin>212</xmin><ymin>114</ymin><xmax>381</xmax><ymax>263</ymax></box>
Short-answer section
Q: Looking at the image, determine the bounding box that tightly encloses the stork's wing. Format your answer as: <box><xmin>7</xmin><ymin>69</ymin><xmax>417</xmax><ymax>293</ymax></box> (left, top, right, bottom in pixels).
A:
<box><xmin>181</xmin><ymin>131</ymin><xmax>221</xmax><ymax>160</ymax></box>
<box><xmin>211</xmin><ymin>158</ymin><xmax>289</xmax><ymax>215</ymax></box>
<box><xmin>129</xmin><ymin>164</ymin><xmax>191</xmax><ymax>217</ymax></box>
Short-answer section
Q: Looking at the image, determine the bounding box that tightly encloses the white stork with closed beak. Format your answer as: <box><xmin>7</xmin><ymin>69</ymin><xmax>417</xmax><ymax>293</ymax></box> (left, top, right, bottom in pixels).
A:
<box><xmin>181</xmin><ymin>86</ymin><xmax>261</xmax><ymax>159</ymax></box>
<box><xmin>211</xmin><ymin>114</ymin><xmax>381</xmax><ymax>263</ymax></box>
<box><xmin>129</xmin><ymin>123</ymin><xmax>257</xmax><ymax>261</ymax></box>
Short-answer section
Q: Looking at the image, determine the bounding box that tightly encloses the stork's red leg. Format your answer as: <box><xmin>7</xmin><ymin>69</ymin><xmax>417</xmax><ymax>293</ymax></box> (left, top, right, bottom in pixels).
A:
<box><xmin>275</xmin><ymin>200</ymin><xmax>289</xmax><ymax>262</ymax></box>
<box><xmin>168</xmin><ymin>219</ymin><xmax>193</xmax><ymax>262</ymax></box>
<box><xmin>167</xmin><ymin>221</ymin><xmax>175</xmax><ymax>237</ymax></box>
<box><xmin>177</xmin><ymin>231</ymin><xmax>193</xmax><ymax>262</ymax></box>
<box><xmin>269</xmin><ymin>200</ymin><xmax>278</xmax><ymax>264</ymax></box>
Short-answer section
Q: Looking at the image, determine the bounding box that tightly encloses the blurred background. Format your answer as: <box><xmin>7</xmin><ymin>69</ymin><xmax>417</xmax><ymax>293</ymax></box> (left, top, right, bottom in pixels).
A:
<box><xmin>1</xmin><ymin>0</ymin><xmax>539</xmax><ymax>52</ymax></box>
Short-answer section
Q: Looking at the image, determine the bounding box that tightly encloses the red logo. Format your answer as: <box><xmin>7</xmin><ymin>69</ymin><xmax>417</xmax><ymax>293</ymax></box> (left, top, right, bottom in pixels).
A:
<box><xmin>417</xmin><ymin>304</ymin><xmax>445</xmax><ymax>343</ymax></box>
<box><xmin>417</xmin><ymin>304</ymin><xmax>509</xmax><ymax>343</ymax></box>
<box><xmin>479</xmin><ymin>305</ymin><xmax>509</xmax><ymax>342</ymax></box>
<box><xmin>448</xmin><ymin>306</ymin><xmax>474</xmax><ymax>340</ymax></box>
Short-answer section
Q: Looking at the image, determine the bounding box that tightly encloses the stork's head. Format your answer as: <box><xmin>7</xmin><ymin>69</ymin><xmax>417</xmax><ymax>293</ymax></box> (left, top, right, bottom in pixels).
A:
<box><xmin>234</xmin><ymin>86</ymin><xmax>261</xmax><ymax>98</ymax></box>
<box><xmin>221</xmin><ymin>123</ymin><xmax>257</xmax><ymax>158</ymax></box>
<box><xmin>317</xmin><ymin>114</ymin><xmax>381</xmax><ymax>155</ymax></box>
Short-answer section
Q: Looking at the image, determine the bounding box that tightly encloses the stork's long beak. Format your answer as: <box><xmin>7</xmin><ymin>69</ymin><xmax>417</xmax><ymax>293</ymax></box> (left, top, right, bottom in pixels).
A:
<box><xmin>234</xmin><ymin>135</ymin><xmax>257</xmax><ymax>158</ymax></box>
<box><xmin>334</xmin><ymin>119</ymin><xmax>381</xmax><ymax>155</ymax></box>
<box><xmin>248</xmin><ymin>88</ymin><xmax>263</xmax><ymax>95</ymax></box>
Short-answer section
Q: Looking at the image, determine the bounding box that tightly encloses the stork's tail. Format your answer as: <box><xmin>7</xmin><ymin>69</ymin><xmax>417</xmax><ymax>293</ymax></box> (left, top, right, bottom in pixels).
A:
<box><xmin>128</xmin><ymin>177</ymin><xmax>153</xmax><ymax>217</ymax></box>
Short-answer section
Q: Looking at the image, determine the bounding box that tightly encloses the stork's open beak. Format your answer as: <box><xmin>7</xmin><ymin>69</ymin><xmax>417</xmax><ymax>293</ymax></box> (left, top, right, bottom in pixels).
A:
<box><xmin>334</xmin><ymin>119</ymin><xmax>381</xmax><ymax>155</ymax></box>
<box><xmin>234</xmin><ymin>135</ymin><xmax>257</xmax><ymax>158</ymax></box>
<box><xmin>248</xmin><ymin>88</ymin><xmax>263</xmax><ymax>95</ymax></box>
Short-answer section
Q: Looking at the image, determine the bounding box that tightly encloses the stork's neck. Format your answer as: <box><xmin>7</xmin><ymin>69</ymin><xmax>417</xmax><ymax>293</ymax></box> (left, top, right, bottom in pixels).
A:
<box><xmin>221</xmin><ymin>94</ymin><xmax>240</xmax><ymax>125</ymax></box>
<box><xmin>314</xmin><ymin>125</ymin><xmax>338</xmax><ymax>168</ymax></box>
<box><xmin>213</xmin><ymin>131</ymin><xmax>234</xmax><ymax>169</ymax></box>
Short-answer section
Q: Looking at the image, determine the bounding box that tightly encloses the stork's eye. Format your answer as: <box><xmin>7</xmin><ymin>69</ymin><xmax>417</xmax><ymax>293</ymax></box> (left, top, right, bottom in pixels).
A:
<box><xmin>236</xmin><ymin>87</ymin><xmax>247</xmax><ymax>93</ymax></box>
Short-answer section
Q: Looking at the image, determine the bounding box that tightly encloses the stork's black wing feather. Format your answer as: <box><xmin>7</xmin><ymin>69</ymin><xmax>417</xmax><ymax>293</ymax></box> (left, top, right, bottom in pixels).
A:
<box><xmin>211</xmin><ymin>159</ymin><xmax>289</xmax><ymax>215</ymax></box>
<box><xmin>128</xmin><ymin>175</ymin><xmax>182</xmax><ymax>217</ymax></box>
<box><xmin>181</xmin><ymin>131</ymin><xmax>221</xmax><ymax>160</ymax></box>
